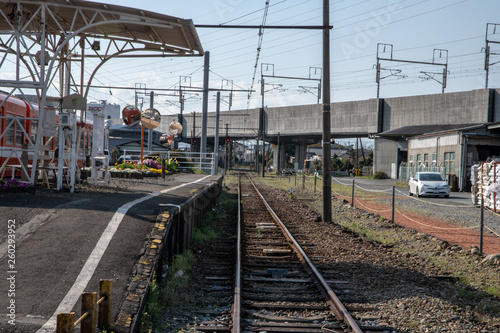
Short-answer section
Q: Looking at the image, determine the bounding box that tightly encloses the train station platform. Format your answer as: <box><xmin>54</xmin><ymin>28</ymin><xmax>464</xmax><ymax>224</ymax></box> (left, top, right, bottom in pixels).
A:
<box><xmin>0</xmin><ymin>174</ymin><xmax>223</xmax><ymax>333</ymax></box>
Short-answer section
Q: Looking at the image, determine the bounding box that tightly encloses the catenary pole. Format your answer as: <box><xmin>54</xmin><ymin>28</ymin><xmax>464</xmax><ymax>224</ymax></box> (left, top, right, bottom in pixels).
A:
<box><xmin>201</xmin><ymin>51</ymin><xmax>210</xmax><ymax>158</ymax></box>
<box><xmin>322</xmin><ymin>0</ymin><xmax>332</xmax><ymax>222</ymax></box>
<box><xmin>215</xmin><ymin>92</ymin><xmax>220</xmax><ymax>174</ymax></box>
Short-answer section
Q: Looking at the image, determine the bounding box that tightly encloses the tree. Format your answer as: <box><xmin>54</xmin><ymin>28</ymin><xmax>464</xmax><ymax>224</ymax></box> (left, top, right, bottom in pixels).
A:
<box><xmin>331</xmin><ymin>154</ymin><xmax>343</xmax><ymax>171</ymax></box>
<box><xmin>359</xmin><ymin>152</ymin><xmax>373</xmax><ymax>169</ymax></box>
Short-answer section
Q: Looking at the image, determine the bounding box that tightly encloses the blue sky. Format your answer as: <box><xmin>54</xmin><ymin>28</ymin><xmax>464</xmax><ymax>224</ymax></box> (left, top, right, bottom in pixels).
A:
<box><xmin>81</xmin><ymin>0</ymin><xmax>500</xmax><ymax>117</ymax></box>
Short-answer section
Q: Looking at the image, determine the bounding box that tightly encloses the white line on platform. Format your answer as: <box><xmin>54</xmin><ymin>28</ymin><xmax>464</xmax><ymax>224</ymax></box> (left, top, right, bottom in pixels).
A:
<box><xmin>36</xmin><ymin>175</ymin><xmax>211</xmax><ymax>333</ymax></box>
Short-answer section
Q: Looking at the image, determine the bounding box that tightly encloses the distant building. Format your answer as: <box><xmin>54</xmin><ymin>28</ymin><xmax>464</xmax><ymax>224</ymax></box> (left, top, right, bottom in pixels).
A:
<box><xmin>307</xmin><ymin>144</ymin><xmax>350</xmax><ymax>159</ymax></box>
<box><xmin>87</xmin><ymin>100</ymin><xmax>121</xmax><ymax>119</ymax></box>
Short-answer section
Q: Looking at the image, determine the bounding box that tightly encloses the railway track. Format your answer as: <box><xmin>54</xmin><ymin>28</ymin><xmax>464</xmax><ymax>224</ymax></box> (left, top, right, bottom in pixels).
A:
<box><xmin>195</xmin><ymin>174</ymin><xmax>390</xmax><ymax>333</ymax></box>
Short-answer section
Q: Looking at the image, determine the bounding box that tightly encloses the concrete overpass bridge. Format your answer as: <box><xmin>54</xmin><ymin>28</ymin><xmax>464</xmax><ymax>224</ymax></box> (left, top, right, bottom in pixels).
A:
<box><xmin>167</xmin><ymin>88</ymin><xmax>500</xmax><ymax>175</ymax></box>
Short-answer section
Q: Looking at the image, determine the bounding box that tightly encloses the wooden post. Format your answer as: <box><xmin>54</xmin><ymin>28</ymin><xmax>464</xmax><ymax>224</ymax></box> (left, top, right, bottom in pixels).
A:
<box><xmin>57</xmin><ymin>312</ymin><xmax>75</xmax><ymax>333</ymax></box>
<box><xmin>98</xmin><ymin>279</ymin><xmax>113</xmax><ymax>330</ymax></box>
<box><xmin>81</xmin><ymin>292</ymin><xmax>97</xmax><ymax>333</ymax></box>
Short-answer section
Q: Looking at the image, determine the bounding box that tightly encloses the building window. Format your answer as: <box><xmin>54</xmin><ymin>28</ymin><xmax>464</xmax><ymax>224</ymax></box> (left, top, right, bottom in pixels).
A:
<box><xmin>424</xmin><ymin>154</ymin><xmax>429</xmax><ymax>167</ymax></box>
<box><xmin>416</xmin><ymin>154</ymin><xmax>421</xmax><ymax>167</ymax></box>
<box><xmin>444</xmin><ymin>152</ymin><xmax>455</xmax><ymax>175</ymax></box>
<box><xmin>432</xmin><ymin>152</ymin><xmax>437</xmax><ymax>166</ymax></box>
<box><xmin>409</xmin><ymin>154</ymin><xmax>414</xmax><ymax>166</ymax></box>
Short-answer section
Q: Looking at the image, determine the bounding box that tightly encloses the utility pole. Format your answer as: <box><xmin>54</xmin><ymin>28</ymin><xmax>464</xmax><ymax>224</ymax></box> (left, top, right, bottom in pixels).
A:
<box><xmin>201</xmin><ymin>51</ymin><xmax>210</xmax><ymax>156</ymax></box>
<box><xmin>255</xmin><ymin>136</ymin><xmax>260</xmax><ymax>173</ymax></box>
<box><xmin>148</xmin><ymin>91</ymin><xmax>153</xmax><ymax>154</ymax></box>
<box><xmin>355</xmin><ymin>138</ymin><xmax>359</xmax><ymax>173</ymax></box>
<box><xmin>322</xmin><ymin>0</ymin><xmax>332</xmax><ymax>223</ymax></box>
<box><xmin>484</xmin><ymin>23</ymin><xmax>500</xmax><ymax>89</ymax></box>
<box><xmin>277</xmin><ymin>132</ymin><xmax>280</xmax><ymax>174</ymax></box>
<box><xmin>191</xmin><ymin>111</ymin><xmax>196</xmax><ymax>152</ymax></box>
<box><xmin>225</xmin><ymin>123</ymin><xmax>229</xmax><ymax>172</ymax></box>
<box><xmin>215</xmin><ymin>92</ymin><xmax>220</xmax><ymax>174</ymax></box>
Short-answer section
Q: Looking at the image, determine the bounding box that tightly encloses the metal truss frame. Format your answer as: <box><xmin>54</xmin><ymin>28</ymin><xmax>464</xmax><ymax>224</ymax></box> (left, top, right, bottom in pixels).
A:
<box><xmin>0</xmin><ymin>1</ymin><xmax>203</xmax><ymax>184</ymax></box>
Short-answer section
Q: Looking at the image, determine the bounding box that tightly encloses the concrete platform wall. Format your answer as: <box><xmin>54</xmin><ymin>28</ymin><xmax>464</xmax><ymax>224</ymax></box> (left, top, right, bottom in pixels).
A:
<box><xmin>114</xmin><ymin>176</ymin><xmax>223</xmax><ymax>333</ymax></box>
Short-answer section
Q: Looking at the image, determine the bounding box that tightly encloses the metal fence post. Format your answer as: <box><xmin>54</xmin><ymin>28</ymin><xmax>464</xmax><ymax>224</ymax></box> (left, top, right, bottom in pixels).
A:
<box><xmin>392</xmin><ymin>186</ymin><xmax>395</xmax><ymax>223</ymax></box>
<box><xmin>351</xmin><ymin>179</ymin><xmax>355</xmax><ymax>208</ymax></box>
<box><xmin>314</xmin><ymin>173</ymin><xmax>317</xmax><ymax>193</ymax></box>
<box><xmin>302</xmin><ymin>173</ymin><xmax>305</xmax><ymax>190</ymax></box>
<box><xmin>480</xmin><ymin>196</ymin><xmax>484</xmax><ymax>255</ymax></box>
<box><xmin>161</xmin><ymin>157</ymin><xmax>165</xmax><ymax>179</ymax></box>
<box><xmin>57</xmin><ymin>312</ymin><xmax>75</xmax><ymax>333</ymax></box>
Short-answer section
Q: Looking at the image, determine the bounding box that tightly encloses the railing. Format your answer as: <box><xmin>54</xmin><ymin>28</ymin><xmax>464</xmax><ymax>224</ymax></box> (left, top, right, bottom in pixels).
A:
<box><xmin>161</xmin><ymin>151</ymin><xmax>215</xmax><ymax>174</ymax></box>
<box><xmin>122</xmin><ymin>149</ymin><xmax>215</xmax><ymax>175</ymax></box>
<box><xmin>56</xmin><ymin>279</ymin><xmax>112</xmax><ymax>333</ymax></box>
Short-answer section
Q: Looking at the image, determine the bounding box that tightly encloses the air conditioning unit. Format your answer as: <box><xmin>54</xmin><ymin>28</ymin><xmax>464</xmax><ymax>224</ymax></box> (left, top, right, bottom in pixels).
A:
<box><xmin>59</xmin><ymin>113</ymin><xmax>74</xmax><ymax>127</ymax></box>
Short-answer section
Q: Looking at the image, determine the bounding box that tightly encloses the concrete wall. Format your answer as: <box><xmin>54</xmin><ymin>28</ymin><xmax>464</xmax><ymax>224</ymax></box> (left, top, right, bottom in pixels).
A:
<box><xmin>177</xmin><ymin>89</ymin><xmax>494</xmax><ymax>141</ymax></box>
<box><xmin>374</xmin><ymin>138</ymin><xmax>399</xmax><ymax>178</ymax></box>
<box><xmin>331</xmin><ymin>99</ymin><xmax>379</xmax><ymax>135</ymax></box>
<box><xmin>382</xmin><ymin>89</ymin><xmax>491</xmax><ymax>131</ymax></box>
<box><xmin>265</xmin><ymin>104</ymin><xmax>321</xmax><ymax>136</ymax></box>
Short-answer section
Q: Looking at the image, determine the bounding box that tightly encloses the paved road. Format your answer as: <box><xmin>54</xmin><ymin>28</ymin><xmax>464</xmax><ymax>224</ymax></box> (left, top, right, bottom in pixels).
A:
<box><xmin>332</xmin><ymin>176</ymin><xmax>474</xmax><ymax>207</ymax></box>
<box><xmin>0</xmin><ymin>174</ymin><xmax>219</xmax><ymax>333</ymax></box>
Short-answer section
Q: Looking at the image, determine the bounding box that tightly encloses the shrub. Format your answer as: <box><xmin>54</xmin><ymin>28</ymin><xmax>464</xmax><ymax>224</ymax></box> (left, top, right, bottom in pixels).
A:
<box><xmin>373</xmin><ymin>171</ymin><xmax>388</xmax><ymax>179</ymax></box>
<box><xmin>164</xmin><ymin>158</ymin><xmax>179</xmax><ymax>172</ymax></box>
<box><xmin>140</xmin><ymin>158</ymin><xmax>161</xmax><ymax>169</ymax></box>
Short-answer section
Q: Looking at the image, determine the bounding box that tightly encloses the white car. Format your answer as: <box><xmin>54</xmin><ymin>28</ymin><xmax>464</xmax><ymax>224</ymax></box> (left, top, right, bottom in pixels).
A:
<box><xmin>409</xmin><ymin>172</ymin><xmax>450</xmax><ymax>198</ymax></box>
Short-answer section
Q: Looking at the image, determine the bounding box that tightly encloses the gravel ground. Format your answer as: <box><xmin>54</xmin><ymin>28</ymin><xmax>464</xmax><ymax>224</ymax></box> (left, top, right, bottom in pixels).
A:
<box><xmin>255</xmin><ymin>178</ymin><xmax>500</xmax><ymax>333</ymax></box>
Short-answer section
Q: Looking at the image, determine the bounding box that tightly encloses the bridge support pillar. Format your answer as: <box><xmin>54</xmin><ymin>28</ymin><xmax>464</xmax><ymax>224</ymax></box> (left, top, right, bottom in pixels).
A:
<box><xmin>272</xmin><ymin>143</ymin><xmax>286</xmax><ymax>172</ymax></box>
<box><xmin>294</xmin><ymin>144</ymin><xmax>307</xmax><ymax>171</ymax></box>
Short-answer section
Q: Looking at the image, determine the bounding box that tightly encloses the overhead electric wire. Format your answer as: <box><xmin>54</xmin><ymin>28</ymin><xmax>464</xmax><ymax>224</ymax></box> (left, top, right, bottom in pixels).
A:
<box><xmin>246</xmin><ymin>0</ymin><xmax>271</xmax><ymax>109</ymax></box>
<box><xmin>49</xmin><ymin>0</ymin><xmax>490</xmax><ymax>110</ymax></box>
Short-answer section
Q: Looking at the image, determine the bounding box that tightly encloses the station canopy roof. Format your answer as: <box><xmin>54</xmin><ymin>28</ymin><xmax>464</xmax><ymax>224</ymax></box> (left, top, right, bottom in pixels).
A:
<box><xmin>0</xmin><ymin>0</ymin><xmax>204</xmax><ymax>55</ymax></box>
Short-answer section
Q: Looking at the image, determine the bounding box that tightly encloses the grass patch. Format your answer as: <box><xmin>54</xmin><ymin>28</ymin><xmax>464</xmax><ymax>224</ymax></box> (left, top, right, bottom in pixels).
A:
<box><xmin>140</xmin><ymin>183</ymin><xmax>238</xmax><ymax>332</ymax></box>
<box><xmin>140</xmin><ymin>251</ymin><xmax>195</xmax><ymax>332</ymax></box>
<box><xmin>192</xmin><ymin>184</ymin><xmax>236</xmax><ymax>244</ymax></box>
<box><xmin>193</xmin><ymin>217</ymin><xmax>219</xmax><ymax>244</ymax></box>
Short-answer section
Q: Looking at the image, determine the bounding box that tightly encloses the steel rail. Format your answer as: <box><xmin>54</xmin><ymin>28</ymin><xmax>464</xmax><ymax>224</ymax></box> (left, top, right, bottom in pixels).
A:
<box><xmin>231</xmin><ymin>175</ymin><xmax>242</xmax><ymax>333</ymax></box>
<box><xmin>246</xmin><ymin>174</ymin><xmax>363</xmax><ymax>333</ymax></box>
